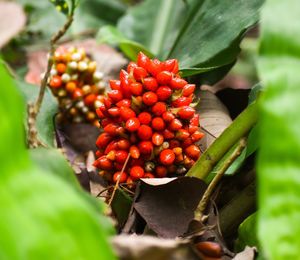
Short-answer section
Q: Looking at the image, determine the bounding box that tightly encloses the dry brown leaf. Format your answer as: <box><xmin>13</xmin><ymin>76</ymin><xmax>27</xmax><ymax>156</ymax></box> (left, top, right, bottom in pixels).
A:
<box><xmin>199</xmin><ymin>91</ymin><xmax>232</xmax><ymax>150</ymax></box>
<box><xmin>0</xmin><ymin>2</ymin><xmax>26</xmax><ymax>48</ymax></box>
<box><xmin>25</xmin><ymin>39</ymin><xmax>127</xmax><ymax>85</ymax></box>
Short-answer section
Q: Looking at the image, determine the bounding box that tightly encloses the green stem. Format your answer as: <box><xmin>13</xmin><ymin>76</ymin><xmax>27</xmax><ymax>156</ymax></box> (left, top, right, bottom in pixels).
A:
<box><xmin>187</xmin><ymin>102</ymin><xmax>258</xmax><ymax>179</ymax></box>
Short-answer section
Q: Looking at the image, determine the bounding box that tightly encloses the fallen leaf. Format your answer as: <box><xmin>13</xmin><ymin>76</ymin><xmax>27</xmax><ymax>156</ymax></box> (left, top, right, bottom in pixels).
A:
<box><xmin>0</xmin><ymin>2</ymin><xmax>26</xmax><ymax>48</ymax></box>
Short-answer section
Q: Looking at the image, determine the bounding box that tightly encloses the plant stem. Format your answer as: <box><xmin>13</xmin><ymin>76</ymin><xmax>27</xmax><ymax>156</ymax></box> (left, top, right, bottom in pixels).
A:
<box><xmin>187</xmin><ymin>101</ymin><xmax>258</xmax><ymax>180</ymax></box>
<box><xmin>194</xmin><ymin>137</ymin><xmax>247</xmax><ymax>221</ymax></box>
<box><xmin>27</xmin><ymin>13</ymin><xmax>74</xmax><ymax>148</ymax></box>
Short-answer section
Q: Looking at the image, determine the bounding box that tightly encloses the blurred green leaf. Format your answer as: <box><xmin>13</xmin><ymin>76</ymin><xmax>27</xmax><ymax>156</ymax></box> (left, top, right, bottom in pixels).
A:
<box><xmin>0</xmin><ymin>62</ymin><xmax>115</xmax><ymax>259</ymax></box>
<box><xmin>257</xmin><ymin>0</ymin><xmax>300</xmax><ymax>259</ymax></box>
<box><xmin>16</xmin><ymin>80</ymin><xmax>58</xmax><ymax>147</ymax></box>
<box><xmin>235</xmin><ymin>213</ymin><xmax>259</xmax><ymax>252</ymax></box>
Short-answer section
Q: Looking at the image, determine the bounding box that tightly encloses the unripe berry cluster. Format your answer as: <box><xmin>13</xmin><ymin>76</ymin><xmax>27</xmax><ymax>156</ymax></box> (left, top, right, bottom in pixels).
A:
<box><xmin>48</xmin><ymin>46</ymin><xmax>106</xmax><ymax>125</ymax></box>
<box><xmin>94</xmin><ymin>52</ymin><xmax>204</xmax><ymax>185</ymax></box>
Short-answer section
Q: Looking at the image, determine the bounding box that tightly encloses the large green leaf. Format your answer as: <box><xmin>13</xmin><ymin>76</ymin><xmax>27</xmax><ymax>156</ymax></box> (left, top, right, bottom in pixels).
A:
<box><xmin>16</xmin><ymin>80</ymin><xmax>58</xmax><ymax>147</ymax></box>
<box><xmin>99</xmin><ymin>0</ymin><xmax>263</xmax><ymax>76</ymax></box>
<box><xmin>0</xmin><ymin>63</ymin><xmax>115</xmax><ymax>259</ymax></box>
<box><xmin>257</xmin><ymin>0</ymin><xmax>300</xmax><ymax>259</ymax></box>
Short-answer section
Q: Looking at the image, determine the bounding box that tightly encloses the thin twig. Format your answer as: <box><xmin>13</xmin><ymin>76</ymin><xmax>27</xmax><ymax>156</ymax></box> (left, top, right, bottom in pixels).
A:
<box><xmin>194</xmin><ymin>137</ymin><xmax>247</xmax><ymax>221</ymax></box>
<box><xmin>200</xmin><ymin>126</ymin><xmax>218</xmax><ymax>139</ymax></box>
<box><xmin>108</xmin><ymin>153</ymin><xmax>131</xmax><ymax>206</ymax></box>
<box><xmin>27</xmin><ymin>8</ymin><xmax>75</xmax><ymax>148</ymax></box>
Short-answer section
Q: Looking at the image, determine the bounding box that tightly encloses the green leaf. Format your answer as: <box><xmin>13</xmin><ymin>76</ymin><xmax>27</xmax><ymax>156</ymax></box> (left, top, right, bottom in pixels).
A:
<box><xmin>235</xmin><ymin>213</ymin><xmax>259</xmax><ymax>252</ymax></box>
<box><xmin>257</xmin><ymin>0</ymin><xmax>300</xmax><ymax>259</ymax></box>
<box><xmin>0</xmin><ymin>62</ymin><xmax>115</xmax><ymax>259</ymax></box>
<box><xmin>16</xmin><ymin>80</ymin><xmax>58</xmax><ymax>147</ymax></box>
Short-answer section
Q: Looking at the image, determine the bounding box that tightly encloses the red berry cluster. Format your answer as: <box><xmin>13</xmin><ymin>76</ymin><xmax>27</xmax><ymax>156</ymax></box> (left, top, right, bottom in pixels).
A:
<box><xmin>94</xmin><ymin>52</ymin><xmax>204</xmax><ymax>185</ymax></box>
<box><xmin>48</xmin><ymin>46</ymin><xmax>106</xmax><ymax>126</ymax></box>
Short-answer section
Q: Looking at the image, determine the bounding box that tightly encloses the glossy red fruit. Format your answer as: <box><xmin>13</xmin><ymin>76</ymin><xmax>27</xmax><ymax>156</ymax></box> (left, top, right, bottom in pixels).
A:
<box><xmin>133</xmin><ymin>66</ymin><xmax>148</xmax><ymax>81</ymax></box>
<box><xmin>49</xmin><ymin>75</ymin><xmax>62</xmax><ymax>88</ymax></box>
<box><xmin>125</xmin><ymin>117</ymin><xmax>140</xmax><ymax>132</ymax></box>
<box><xmin>152</xmin><ymin>117</ymin><xmax>165</xmax><ymax>131</ymax></box>
<box><xmin>190</xmin><ymin>114</ymin><xmax>200</xmax><ymax>126</ymax></box>
<box><xmin>130</xmin><ymin>82</ymin><xmax>143</xmax><ymax>96</ymax></box>
<box><xmin>170</xmin><ymin>77</ymin><xmax>187</xmax><ymax>90</ymax></box>
<box><xmin>188</xmin><ymin>125</ymin><xmax>198</xmax><ymax>134</ymax></box>
<box><xmin>103</xmin><ymin>97</ymin><xmax>112</xmax><ymax>109</ymax></box>
<box><xmin>109</xmin><ymin>80</ymin><xmax>121</xmax><ymax>90</ymax></box>
<box><xmin>162</xmin><ymin>111</ymin><xmax>175</xmax><ymax>122</ymax></box>
<box><xmin>130</xmin><ymin>166</ymin><xmax>145</xmax><ymax>180</ymax></box>
<box><xmin>113</xmin><ymin>171</ymin><xmax>127</xmax><ymax>183</ymax></box>
<box><xmin>115</xmin><ymin>150</ymin><xmax>129</xmax><ymax>164</ymax></box>
<box><xmin>104</xmin><ymin>123</ymin><xmax>118</xmax><ymax>136</ymax></box>
<box><xmin>107</xmin><ymin>107</ymin><xmax>120</xmax><ymax>117</ymax></box>
<box><xmin>142</xmin><ymin>91</ymin><xmax>158</xmax><ymax>106</ymax></box>
<box><xmin>144</xmin><ymin>77</ymin><xmax>158</xmax><ymax>91</ymax></box>
<box><xmin>159</xmin><ymin>149</ymin><xmax>175</xmax><ymax>165</ymax></box>
<box><xmin>117</xmin><ymin>139</ymin><xmax>131</xmax><ymax>150</ymax></box>
<box><xmin>178</xmin><ymin>106</ymin><xmax>195</xmax><ymax>120</ymax></box>
<box><xmin>172</xmin><ymin>96</ymin><xmax>193</xmax><ymax>108</ymax></box>
<box><xmin>138</xmin><ymin>112</ymin><xmax>152</xmax><ymax>125</ymax></box>
<box><xmin>155</xmin><ymin>165</ymin><xmax>168</xmax><ymax>177</ymax></box>
<box><xmin>137</xmin><ymin>125</ymin><xmax>153</xmax><ymax>140</ymax></box>
<box><xmin>185</xmin><ymin>145</ymin><xmax>201</xmax><ymax>160</ymax></box>
<box><xmin>96</xmin><ymin>132</ymin><xmax>112</xmax><ymax>148</ymax></box>
<box><xmin>156</xmin><ymin>71</ymin><xmax>172</xmax><ymax>85</ymax></box>
<box><xmin>138</xmin><ymin>141</ymin><xmax>153</xmax><ymax>154</ymax></box>
<box><xmin>163</xmin><ymin>59</ymin><xmax>179</xmax><ymax>73</ymax></box>
<box><xmin>95</xmin><ymin>156</ymin><xmax>113</xmax><ymax>170</ymax></box>
<box><xmin>73</xmin><ymin>88</ymin><xmax>84</xmax><ymax>99</ymax></box>
<box><xmin>104</xmin><ymin>140</ymin><xmax>118</xmax><ymax>154</ymax></box>
<box><xmin>169</xmin><ymin>118</ymin><xmax>183</xmax><ymax>131</ymax></box>
<box><xmin>144</xmin><ymin>173</ymin><xmax>155</xmax><ymax>178</ymax></box>
<box><xmin>106</xmin><ymin>150</ymin><xmax>116</xmax><ymax>161</ymax></box>
<box><xmin>120</xmin><ymin>69</ymin><xmax>132</xmax><ymax>98</ymax></box>
<box><xmin>84</xmin><ymin>94</ymin><xmax>97</xmax><ymax>106</ymax></box>
<box><xmin>127</xmin><ymin>61</ymin><xmax>138</xmax><ymax>73</ymax></box>
<box><xmin>130</xmin><ymin>157</ymin><xmax>144</xmax><ymax>167</ymax></box>
<box><xmin>152</xmin><ymin>132</ymin><xmax>164</xmax><ymax>146</ymax></box>
<box><xmin>116</xmin><ymin>99</ymin><xmax>131</xmax><ymax>108</ymax></box>
<box><xmin>147</xmin><ymin>58</ymin><xmax>163</xmax><ymax>76</ymax></box>
<box><xmin>137</xmin><ymin>52</ymin><xmax>150</xmax><ymax>69</ymax></box>
<box><xmin>152</xmin><ymin>102</ymin><xmax>167</xmax><ymax>116</ymax></box>
<box><xmin>182</xmin><ymin>137</ymin><xmax>193</xmax><ymax>148</ymax></box>
<box><xmin>129</xmin><ymin>145</ymin><xmax>140</xmax><ymax>159</ymax></box>
<box><xmin>176</xmin><ymin>129</ymin><xmax>190</xmax><ymax>140</ymax></box>
<box><xmin>182</xmin><ymin>84</ymin><xmax>196</xmax><ymax>96</ymax></box>
<box><xmin>191</xmin><ymin>131</ymin><xmax>205</xmax><ymax>142</ymax></box>
<box><xmin>156</xmin><ymin>86</ymin><xmax>172</xmax><ymax>101</ymax></box>
<box><xmin>163</xmin><ymin>129</ymin><xmax>175</xmax><ymax>139</ymax></box>
<box><xmin>119</xmin><ymin>106</ymin><xmax>136</xmax><ymax>121</ymax></box>
<box><xmin>108</xmin><ymin>90</ymin><xmax>123</xmax><ymax>103</ymax></box>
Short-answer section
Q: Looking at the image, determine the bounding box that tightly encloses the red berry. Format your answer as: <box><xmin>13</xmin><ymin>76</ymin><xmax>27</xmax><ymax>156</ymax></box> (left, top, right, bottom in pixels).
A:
<box><xmin>172</xmin><ymin>96</ymin><xmax>193</xmax><ymax>107</ymax></box>
<box><xmin>95</xmin><ymin>156</ymin><xmax>113</xmax><ymax>170</ymax></box>
<box><xmin>159</xmin><ymin>149</ymin><xmax>175</xmax><ymax>165</ymax></box>
<box><xmin>144</xmin><ymin>173</ymin><xmax>155</xmax><ymax>178</ymax></box>
<box><xmin>133</xmin><ymin>66</ymin><xmax>148</xmax><ymax>81</ymax></box>
<box><xmin>137</xmin><ymin>52</ymin><xmax>150</xmax><ymax>69</ymax></box>
<box><xmin>142</xmin><ymin>91</ymin><xmax>158</xmax><ymax>106</ymax></box>
<box><xmin>130</xmin><ymin>82</ymin><xmax>143</xmax><ymax>96</ymax></box>
<box><xmin>169</xmin><ymin>140</ymin><xmax>181</xmax><ymax>149</ymax></box>
<box><xmin>156</xmin><ymin>86</ymin><xmax>172</xmax><ymax>101</ymax></box>
<box><xmin>188</xmin><ymin>125</ymin><xmax>198</xmax><ymax>134</ymax></box>
<box><xmin>178</xmin><ymin>106</ymin><xmax>195</xmax><ymax>120</ymax></box>
<box><xmin>190</xmin><ymin>114</ymin><xmax>200</xmax><ymax>126</ymax></box>
<box><xmin>169</xmin><ymin>118</ymin><xmax>182</xmax><ymax>131</ymax></box>
<box><xmin>49</xmin><ymin>75</ymin><xmax>62</xmax><ymax>88</ymax></box>
<box><xmin>155</xmin><ymin>165</ymin><xmax>168</xmax><ymax>177</ymax></box>
<box><xmin>104</xmin><ymin>123</ymin><xmax>119</xmax><ymax>136</ymax></box>
<box><xmin>163</xmin><ymin>59</ymin><xmax>179</xmax><ymax>73</ymax></box>
<box><xmin>115</xmin><ymin>150</ymin><xmax>129</xmax><ymax>164</ymax></box>
<box><xmin>108</xmin><ymin>90</ymin><xmax>123</xmax><ymax>103</ymax></box>
<box><xmin>113</xmin><ymin>171</ymin><xmax>128</xmax><ymax>183</ymax></box>
<box><xmin>182</xmin><ymin>137</ymin><xmax>193</xmax><ymax>148</ymax></box>
<box><xmin>152</xmin><ymin>117</ymin><xmax>165</xmax><ymax>131</ymax></box>
<box><xmin>152</xmin><ymin>132</ymin><xmax>164</xmax><ymax>146</ymax></box>
<box><xmin>191</xmin><ymin>131</ymin><xmax>205</xmax><ymax>142</ymax></box>
<box><xmin>104</xmin><ymin>140</ymin><xmax>118</xmax><ymax>154</ymax></box>
<box><xmin>144</xmin><ymin>77</ymin><xmax>158</xmax><ymax>91</ymax></box>
<box><xmin>126</xmin><ymin>117</ymin><xmax>140</xmax><ymax>132</ymax></box>
<box><xmin>147</xmin><ymin>59</ymin><xmax>163</xmax><ymax>76</ymax></box>
<box><xmin>162</xmin><ymin>111</ymin><xmax>175</xmax><ymax>122</ymax></box>
<box><xmin>152</xmin><ymin>102</ymin><xmax>167</xmax><ymax>116</ymax></box>
<box><xmin>185</xmin><ymin>145</ymin><xmax>201</xmax><ymax>160</ymax></box>
<box><xmin>56</xmin><ymin>63</ymin><xmax>66</xmax><ymax>74</ymax></box>
<box><xmin>109</xmin><ymin>80</ymin><xmax>121</xmax><ymax>90</ymax></box>
<box><xmin>138</xmin><ymin>125</ymin><xmax>153</xmax><ymax>140</ymax></box>
<box><xmin>130</xmin><ymin>166</ymin><xmax>145</xmax><ymax>180</ymax></box>
<box><xmin>116</xmin><ymin>99</ymin><xmax>131</xmax><ymax>108</ymax></box>
<box><xmin>119</xmin><ymin>106</ymin><xmax>136</xmax><ymax>121</ymax></box>
<box><xmin>117</xmin><ymin>139</ymin><xmax>131</xmax><ymax>150</ymax></box>
<box><xmin>176</xmin><ymin>129</ymin><xmax>190</xmax><ymax>140</ymax></box>
<box><xmin>103</xmin><ymin>97</ymin><xmax>112</xmax><ymax>109</ymax></box>
<box><xmin>120</xmin><ymin>69</ymin><xmax>132</xmax><ymax>98</ymax></box>
<box><xmin>138</xmin><ymin>112</ymin><xmax>152</xmax><ymax>125</ymax></box>
<box><xmin>96</xmin><ymin>133</ymin><xmax>112</xmax><ymax>148</ymax></box>
<box><xmin>84</xmin><ymin>94</ymin><xmax>97</xmax><ymax>106</ymax></box>
<box><xmin>156</xmin><ymin>71</ymin><xmax>172</xmax><ymax>85</ymax></box>
<box><xmin>73</xmin><ymin>88</ymin><xmax>83</xmax><ymax>99</ymax></box>
<box><xmin>129</xmin><ymin>145</ymin><xmax>140</xmax><ymax>159</ymax></box>
<box><xmin>163</xmin><ymin>129</ymin><xmax>175</xmax><ymax>139</ymax></box>
<box><xmin>107</xmin><ymin>107</ymin><xmax>120</xmax><ymax>117</ymax></box>
<box><xmin>138</xmin><ymin>141</ymin><xmax>153</xmax><ymax>154</ymax></box>
<box><xmin>127</xmin><ymin>61</ymin><xmax>138</xmax><ymax>73</ymax></box>
<box><xmin>170</xmin><ymin>77</ymin><xmax>187</xmax><ymax>90</ymax></box>
<box><xmin>182</xmin><ymin>84</ymin><xmax>196</xmax><ymax>96</ymax></box>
